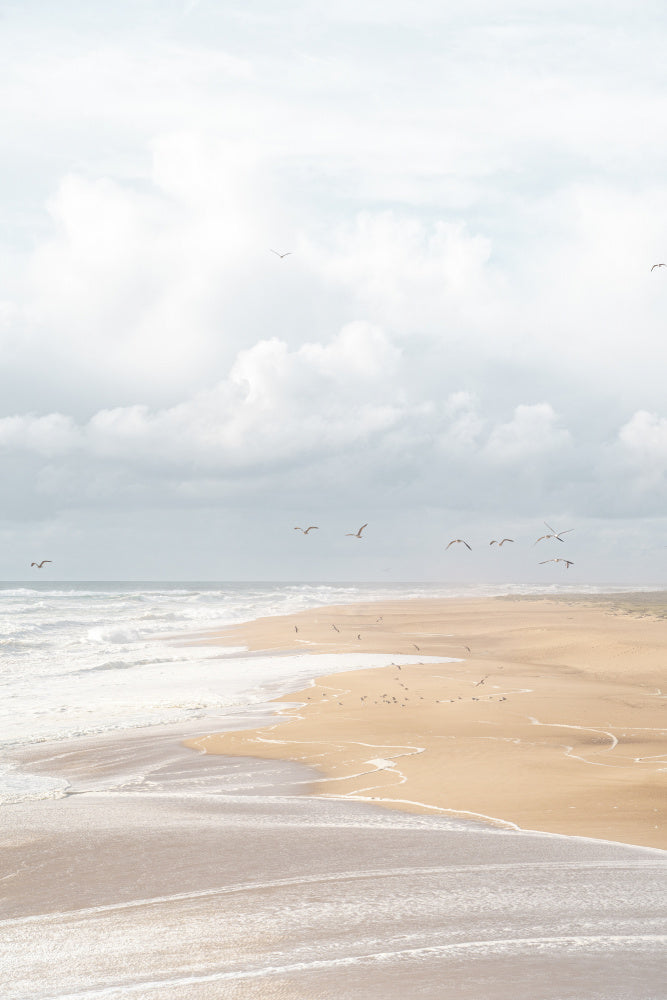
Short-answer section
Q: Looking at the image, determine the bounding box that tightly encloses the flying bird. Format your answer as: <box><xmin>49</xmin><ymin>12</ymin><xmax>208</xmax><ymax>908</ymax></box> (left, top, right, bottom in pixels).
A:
<box><xmin>446</xmin><ymin>539</ymin><xmax>471</xmax><ymax>550</ymax></box>
<box><xmin>270</xmin><ymin>249</ymin><xmax>292</xmax><ymax>259</ymax></box>
<box><xmin>490</xmin><ymin>538</ymin><xmax>514</xmax><ymax>546</ymax></box>
<box><xmin>534</xmin><ymin>521</ymin><xmax>574</xmax><ymax>545</ymax></box>
<box><xmin>346</xmin><ymin>523</ymin><xmax>368</xmax><ymax>538</ymax></box>
<box><xmin>30</xmin><ymin>560</ymin><xmax>52</xmax><ymax>568</ymax></box>
<box><xmin>539</xmin><ymin>558</ymin><xmax>574</xmax><ymax>568</ymax></box>
<box><xmin>651</xmin><ymin>263</ymin><xmax>665</xmax><ymax>271</ymax></box>
<box><xmin>294</xmin><ymin>526</ymin><xmax>319</xmax><ymax>534</ymax></box>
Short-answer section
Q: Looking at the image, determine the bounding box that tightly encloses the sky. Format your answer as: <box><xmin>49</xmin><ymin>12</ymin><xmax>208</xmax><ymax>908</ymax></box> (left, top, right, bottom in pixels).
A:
<box><xmin>1</xmin><ymin>0</ymin><xmax>667</xmax><ymax>582</ymax></box>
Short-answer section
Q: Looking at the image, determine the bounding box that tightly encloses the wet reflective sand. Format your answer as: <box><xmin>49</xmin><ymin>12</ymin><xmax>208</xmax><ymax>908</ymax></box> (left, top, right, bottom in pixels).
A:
<box><xmin>2</xmin><ymin>727</ymin><xmax>665</xmax><ymax>1000</ymax></box>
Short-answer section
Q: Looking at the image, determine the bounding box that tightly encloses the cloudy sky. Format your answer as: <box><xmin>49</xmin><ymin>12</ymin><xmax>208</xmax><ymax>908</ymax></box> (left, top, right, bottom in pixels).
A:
<box><xmin>2</xmin><ymin>0</ymin><xmax>667</xmax><ymax>582</ymax></box>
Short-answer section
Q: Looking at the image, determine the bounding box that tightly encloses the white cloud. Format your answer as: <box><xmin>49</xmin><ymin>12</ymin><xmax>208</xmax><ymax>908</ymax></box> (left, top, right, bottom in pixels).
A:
<box><xmin>610</xmin><ymin>411</ymin><xmax>667</xmax><ymax>507</ymax></box>
<box><xmin>302</xmin><ymin>213</ymin><xmax>496</xmax><ymax>335</ymax></box>
<box><xmin>0</xmin><ymin>413</ymin><xmax>79</xmax><ymax>455</ymax></box>
<box><xmin>436</xmin><ymin>393</ymin><xmax>485</xmax><ymax>453</ymax></box>
<box><xmin>0</xmin><ymin>325</ymin><xmax>404</xmax><ymax>472</ymax></box>
<box><xmin>485</xmin><ymin>404</ymin><xmax>572</xmax><ymax>463</ymax></box>
<box><xmin>617</xmin><ymin>410</ymin><xmax>667</xmax><ymax>465</ymax></box>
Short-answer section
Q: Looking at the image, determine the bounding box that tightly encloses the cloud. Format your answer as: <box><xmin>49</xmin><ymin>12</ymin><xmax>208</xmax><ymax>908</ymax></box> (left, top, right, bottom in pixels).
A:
<box><xmin>0</xmin><ymin>413</ymin><xmax>79</xmax><ymax>455</ymax></box>
<box><xmin>484</xmin><ymin>403</ymin><xmax>571</xmax><ymax>463</ymax></box>
<box><xmin>608</xmin><ymin>410</ymin><xmax>667</xmax><ymax>509</ymax></box>
<box><xmin>617</xmin><ymin>410</ymin><xmax>667</xmax><ymax>465</ymax></box>
<box><xmin>302</xmin><ymin>212</ymin><xmax>496</xmax><ymax>335</ymax></box>
<box><xmin>0</xmin><ymin>323</ymin><xmax>642</xmax><ymax>528</ymax></box>
<box><xmin>0</xmin><ymin>324</ymin><xmax>403</xmax><ymax>473</ymax></box>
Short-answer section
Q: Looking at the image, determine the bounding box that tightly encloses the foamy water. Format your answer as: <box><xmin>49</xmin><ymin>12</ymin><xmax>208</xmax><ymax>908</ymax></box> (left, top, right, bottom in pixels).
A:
<box><xmin>3</xmin><ymin>741</ymin><xmax>665</xmax><ymax>1000</ymax></box>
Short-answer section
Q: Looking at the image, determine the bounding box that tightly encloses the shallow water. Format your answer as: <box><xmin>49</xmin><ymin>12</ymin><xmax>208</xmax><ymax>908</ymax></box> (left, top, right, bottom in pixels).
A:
<box><xmin>2</xmin><ymin>727</ymin><xmax>665</xmax><ymax>1000</ymax></box>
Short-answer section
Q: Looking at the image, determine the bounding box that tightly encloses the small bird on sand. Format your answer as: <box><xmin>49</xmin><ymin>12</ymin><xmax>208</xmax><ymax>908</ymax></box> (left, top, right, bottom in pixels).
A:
<box><xmin>294</xmin><ymin>526</ymin><xmax>318</xmax><ymax>534</ymax></box>
<box><xmin>446</xmin><ymin>539</ymin><xmax>471</xmax><ymax>550</ymax></box>
<box><xmin>346</xmin><ymin>523</ymin><xmax>368</xmax><ymax>538</ymax></box>
<box><xmin>490</xmin><ymin>539</ymin><xmax>514</xmax><ymax>546</ymax></box>
<box><xmin>31</xmin><ymin>560</ymin><xmax>52</xmax><ymax>568</ymax></box>
<box><xmin>651</xmin><ymin>263</ymin><xmax>665</xmax><ymax>270</ymax></box>
<box><xmin>534</xmin><ymin>521</ymin><xmax>573</xmax><ymax>544</ymax></box>
<box><xmin>539</xmin><ymin>558</ymin><xmax>574</xmax><ymax>568</ymax></box>
<box><xmin>270</xmin><ymin>249</ymin><xmax>292</xmax><ymax>258</ymax></box>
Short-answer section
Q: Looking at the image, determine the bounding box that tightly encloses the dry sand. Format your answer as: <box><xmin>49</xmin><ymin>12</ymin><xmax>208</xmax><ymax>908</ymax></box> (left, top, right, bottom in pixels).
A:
<box><xmin>185</xmin><ymin>594</ymin><xmax>667</xmax><ymax>849</ymax></box>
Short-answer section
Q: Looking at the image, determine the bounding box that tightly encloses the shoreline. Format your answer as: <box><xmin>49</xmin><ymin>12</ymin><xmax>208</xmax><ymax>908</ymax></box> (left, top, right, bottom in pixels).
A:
<box><xmin>4</xmin><ymin>589</ymin><xmax>666</xmax><ymax>997</ymax></box>
<box><xmin>184</xmin><ymin>593</ymin><xmax>667</xmax><ymax>850</ymax></box>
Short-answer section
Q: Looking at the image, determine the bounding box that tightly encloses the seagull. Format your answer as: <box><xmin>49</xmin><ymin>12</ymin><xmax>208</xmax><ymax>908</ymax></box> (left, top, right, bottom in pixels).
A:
<box><xmin>294</xmin><ymin>526</ymin><xmax>319</xmax><ymax>534</ymax></box>
<box><xmin>651</xmin><ymin>263</ymin><xmax>665</xmax><ymax>271</ymax></box>
<box><xmin>270</xmin><ymin>249</ymin><xmax>292</xmax><ymax>259</ymax></box>
<box><xmin>490</xmin><ymin>538</ymin><xmax>514</xmax><ymax>546</ymax></box>
<box><xmin>534</xmin><ymin>521</ymin><xmax>574</xmax><ymax>545</ymax></box>
<box><xmin>446</xmin><ymin>539</ymin><xmax>471</xmax><ymax>550</ymax></box>
<box><xmin>346</xmin><ymin>523</ymin><xmax>368</xmax><ymax>538</ymax></box>
<box><xmin>30</xmin><ymin>560</ymin><xmax>52</xmax><ymax>568</ymax></box>
<box><xmin>539</xmin><ymin>558</ymin><xmax>574</xmax><ymax>568</ymax></box>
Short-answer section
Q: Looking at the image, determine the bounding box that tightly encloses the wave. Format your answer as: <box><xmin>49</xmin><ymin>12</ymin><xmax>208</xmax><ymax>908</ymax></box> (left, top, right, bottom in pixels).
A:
<box><xmin>86</xmin><ymin>626</ymin><xmax>141</xmax><ymax>644</ymax></box>
<box><xmin>72</xmin><ymin>654</ymin><xmax>194</xmax><ymax>674</ymax></box>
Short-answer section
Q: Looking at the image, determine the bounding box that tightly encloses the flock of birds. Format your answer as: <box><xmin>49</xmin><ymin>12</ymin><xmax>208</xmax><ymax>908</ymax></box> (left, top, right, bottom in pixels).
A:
<box><xmin>294</xmin><ymin>521</ymin><xmax>575</xmax><ymax>568</ymax></box>
<box><xmin>31</xmin><ymin>522</ymin><xmax>575</xmax><ymax>570</ymax></box>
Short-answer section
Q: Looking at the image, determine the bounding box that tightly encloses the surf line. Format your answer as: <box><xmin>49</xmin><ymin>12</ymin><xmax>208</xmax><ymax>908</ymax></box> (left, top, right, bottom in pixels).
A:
<box><xmin>28</xmin><ymin>935</ymin><xmax>667</xmax><ymax>998</ymax></box>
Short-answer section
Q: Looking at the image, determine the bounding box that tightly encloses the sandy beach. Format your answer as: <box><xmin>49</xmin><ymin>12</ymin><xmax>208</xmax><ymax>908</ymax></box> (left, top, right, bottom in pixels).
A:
<box><xmin>185</xmin><ymin>593</ymin><xmax>667</xmax><ymax>849</ymax></box>
<box><xmin>3</xmin><ymin>589</ymin><xmax>666</xmax><ymax>998</ymax></box>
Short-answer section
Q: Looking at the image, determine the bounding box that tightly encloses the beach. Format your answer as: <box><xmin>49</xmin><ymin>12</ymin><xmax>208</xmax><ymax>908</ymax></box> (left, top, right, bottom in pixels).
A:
<box><xmin>2</xmin><ymin>584</ymin><xmax>666</xmax><ymax>998</ymax></box>
<box><xmin>186</xmin><ymin>593</ymin><xmax>667</xmax><ymax>849</ymax></box>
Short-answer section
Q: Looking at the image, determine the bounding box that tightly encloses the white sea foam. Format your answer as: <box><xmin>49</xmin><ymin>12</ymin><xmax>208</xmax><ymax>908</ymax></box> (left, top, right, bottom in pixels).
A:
<box><xmin>0</xmin><ymin>762</ymin><xmax>69</xmax><ymax>804</ymax></box>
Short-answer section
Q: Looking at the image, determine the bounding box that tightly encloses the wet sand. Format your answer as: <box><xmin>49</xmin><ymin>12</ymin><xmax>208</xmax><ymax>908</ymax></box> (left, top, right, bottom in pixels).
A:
<box><xmin>2</xmin><ymin>725</ymin><xmax>665</xmax><ymax>1000</ymax></box>
<box><xmin>185</xmin><ymin>594</ymin><xmax>667</xmax><ymax>849</ymax></box>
